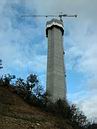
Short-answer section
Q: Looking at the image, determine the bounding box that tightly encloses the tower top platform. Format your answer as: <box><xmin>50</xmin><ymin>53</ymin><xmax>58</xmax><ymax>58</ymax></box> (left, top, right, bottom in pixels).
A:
<box><xmin>46</xmin><ymin>19</ymin><xmax>64</xmax><ymax>37</ymax></box>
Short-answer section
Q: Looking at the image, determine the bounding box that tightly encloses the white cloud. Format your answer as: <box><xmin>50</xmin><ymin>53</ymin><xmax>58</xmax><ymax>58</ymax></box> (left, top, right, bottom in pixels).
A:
<box><xmin>79</xmin><ymin>95</ymin><xmax>97</xmax><ymax>122</ymax></box>
<box><xmin>68</xmin><ymin>90</ymin><xmax>97</xmax><ymax>122</ymax></box>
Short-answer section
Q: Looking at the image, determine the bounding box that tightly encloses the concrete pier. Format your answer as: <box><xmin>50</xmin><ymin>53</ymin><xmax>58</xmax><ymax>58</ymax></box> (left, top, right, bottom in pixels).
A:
<box><xmin>46</xmin><ymin>19</ymin><xmax>66</xmax><ymax>102</ymax></box>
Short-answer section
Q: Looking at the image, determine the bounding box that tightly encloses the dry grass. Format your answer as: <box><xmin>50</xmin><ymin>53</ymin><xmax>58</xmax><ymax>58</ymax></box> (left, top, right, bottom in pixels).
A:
<box><xmin>0</xmin><ymin>86</ymin><xmax>73</xmax><ymax>129</ymax></box>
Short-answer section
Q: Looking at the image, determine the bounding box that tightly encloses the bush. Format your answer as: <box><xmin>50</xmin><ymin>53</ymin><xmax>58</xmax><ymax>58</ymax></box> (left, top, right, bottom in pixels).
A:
<box><xmin>0</xmin><ymin>74</ymin><xmax>15</xmax><ymax>87</ymax></box>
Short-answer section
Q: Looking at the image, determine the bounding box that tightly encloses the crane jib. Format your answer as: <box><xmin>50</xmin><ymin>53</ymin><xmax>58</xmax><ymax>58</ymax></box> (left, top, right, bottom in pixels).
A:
<box><xmin>21</xmin><ymin>14</ymin><xmax>77</xmax><ymax>19</ymax></box>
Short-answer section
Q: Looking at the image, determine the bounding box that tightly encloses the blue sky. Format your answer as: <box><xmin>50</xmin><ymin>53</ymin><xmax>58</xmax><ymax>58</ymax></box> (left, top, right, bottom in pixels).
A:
<box><xmin>0</xmin><ymin>0</ymin><xmax>97</xmax><ymax>121</ymax></box>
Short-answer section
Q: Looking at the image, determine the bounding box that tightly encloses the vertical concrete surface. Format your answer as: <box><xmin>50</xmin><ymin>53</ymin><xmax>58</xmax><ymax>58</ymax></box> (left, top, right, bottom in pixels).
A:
<box><xmin>46</xmin><ymin>19</ymin><xmax>66</xmax><ymax>102</ymax></box>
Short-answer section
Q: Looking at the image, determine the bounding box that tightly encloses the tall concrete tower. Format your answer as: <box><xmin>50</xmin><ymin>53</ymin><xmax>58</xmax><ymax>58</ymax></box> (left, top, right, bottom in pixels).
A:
<box><xmin>46</xmin><ymin>19</ymin><xmax>66</xmax><ymax>102</ymax></box>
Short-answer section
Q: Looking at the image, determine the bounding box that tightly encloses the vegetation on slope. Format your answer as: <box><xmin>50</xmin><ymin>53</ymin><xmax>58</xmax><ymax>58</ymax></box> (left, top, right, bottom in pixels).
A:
<box><xmin>0</xmin><ymin>73</ymin><xmax>97</xmax><ymax>129</ymax></box>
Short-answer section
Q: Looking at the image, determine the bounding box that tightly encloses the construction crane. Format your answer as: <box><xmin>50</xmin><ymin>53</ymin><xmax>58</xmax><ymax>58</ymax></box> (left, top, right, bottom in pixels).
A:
<box><xmin>21</xmin><ymin>13</ymin><xmax>77</xmax><ymax>21</ymax></box>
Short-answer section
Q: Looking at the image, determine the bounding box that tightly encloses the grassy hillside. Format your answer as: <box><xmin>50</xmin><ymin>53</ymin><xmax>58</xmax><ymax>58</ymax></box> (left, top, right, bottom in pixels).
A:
<box><xmin>0</xmin><ymin>86</ymin><xmax>74</xmax><ymax>129</ymax></box>
<box><xmin>0</xmin><ymin>73</ymin><xmax>94</xmax><ymax>129</ymax></box>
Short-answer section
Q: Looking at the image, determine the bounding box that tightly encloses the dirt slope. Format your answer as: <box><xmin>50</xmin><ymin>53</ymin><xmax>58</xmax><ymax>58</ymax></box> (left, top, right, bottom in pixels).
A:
<box><xmin>0</xmin><ymin>86</ymin><xmax>73</xmax><ymax>129</ymax></box>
